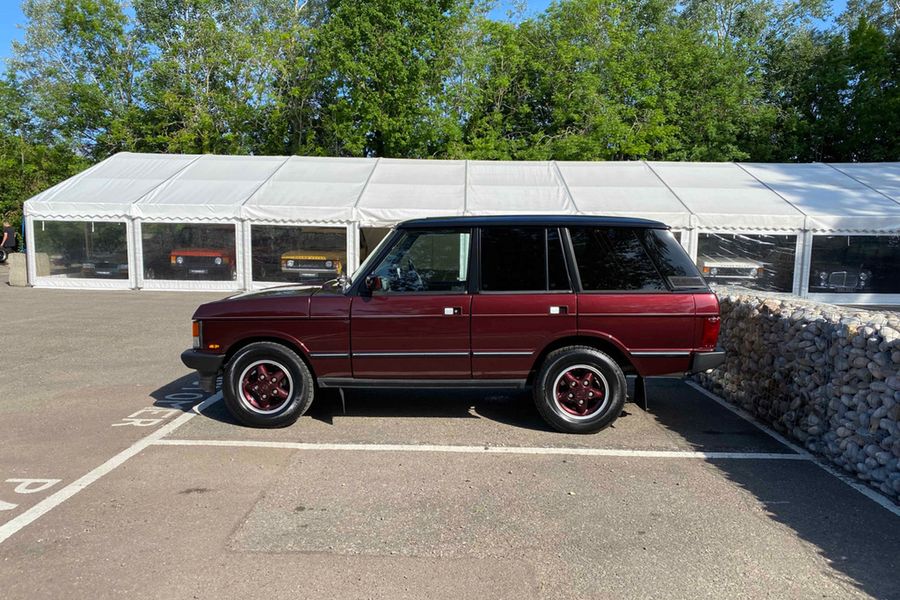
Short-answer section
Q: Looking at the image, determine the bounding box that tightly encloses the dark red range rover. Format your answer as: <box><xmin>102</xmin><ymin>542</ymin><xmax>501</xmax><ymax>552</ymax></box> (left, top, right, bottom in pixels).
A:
<box><xmin>182</xmin><ymin>216</ymin><xmax>724</xmax><ymax>433</ymax></box>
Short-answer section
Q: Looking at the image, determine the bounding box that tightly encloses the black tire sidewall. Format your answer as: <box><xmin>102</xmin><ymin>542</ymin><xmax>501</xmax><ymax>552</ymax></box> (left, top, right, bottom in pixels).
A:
<box><xmin>223</xmin><ymin>342</ymin><xmax>313</xmax><ymax>428</ymax></box>
<box><xmin>0</xmin><ymin>249</ymin><xmax>7</xmax><ymax>263</ymax></box>
<box><xmin>534</xmin><ymin>347</ymin><xmax>626</xmax><ymax>434</ymax></box>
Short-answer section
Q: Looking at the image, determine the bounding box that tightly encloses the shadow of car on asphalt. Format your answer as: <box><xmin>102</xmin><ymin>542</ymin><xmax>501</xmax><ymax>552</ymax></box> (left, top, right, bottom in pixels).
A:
<box><xmin>149</xmin><ymin>372</ymin><xmax>636</xmax><ymax>434</ymax></box>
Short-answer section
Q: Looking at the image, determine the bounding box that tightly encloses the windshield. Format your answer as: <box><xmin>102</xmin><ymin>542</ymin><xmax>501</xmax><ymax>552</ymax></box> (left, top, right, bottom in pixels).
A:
<box><xmin>350</xmin><ymin>228</ymin><xmax>396</xmax><ymax>283</ymax></box>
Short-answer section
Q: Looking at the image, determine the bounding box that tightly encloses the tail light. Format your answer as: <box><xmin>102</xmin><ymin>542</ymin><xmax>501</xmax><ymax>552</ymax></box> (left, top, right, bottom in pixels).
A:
<box><xmin>700</xmin><ymin>316</ymin><xmax>720</xmax><ymax>350</ymax></box>
<box><xmin>192</xmin><ymin>321</ymin><xmax>201</xmax><ymax>349</ymax></box>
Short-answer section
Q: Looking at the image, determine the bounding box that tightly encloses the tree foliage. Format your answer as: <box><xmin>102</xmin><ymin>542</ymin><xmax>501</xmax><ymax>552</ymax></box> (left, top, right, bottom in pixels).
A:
<box><xmin>1</xmin><ymin>0</ymin><xmax>898</xmax><ymax>224</ymax></box>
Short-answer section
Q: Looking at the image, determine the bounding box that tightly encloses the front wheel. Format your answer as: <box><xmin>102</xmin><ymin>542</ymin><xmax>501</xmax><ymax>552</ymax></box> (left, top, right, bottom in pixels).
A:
<box><xmin>223</xmin><ymin>341</ymin><xmax>314</xmax><ymax>428</ymax></box>
<box><xmin>533</xmin><ymin>346</ymin><xmax>626</xmax><ymax>434</ymax></box>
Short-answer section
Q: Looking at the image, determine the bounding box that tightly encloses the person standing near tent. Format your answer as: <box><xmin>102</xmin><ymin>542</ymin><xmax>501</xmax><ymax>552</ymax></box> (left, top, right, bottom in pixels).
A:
<box><xmin>1</xmin><ymin>221</ymin><xmax>15</xmax><ymax>251</ymax></box>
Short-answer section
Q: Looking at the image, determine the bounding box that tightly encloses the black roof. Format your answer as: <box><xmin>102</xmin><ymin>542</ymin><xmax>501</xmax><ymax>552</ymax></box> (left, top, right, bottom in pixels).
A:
<box><xmin>398</xmin><ymin>215</ymin><xmax>669</xmax><ymax>229</ymax></box>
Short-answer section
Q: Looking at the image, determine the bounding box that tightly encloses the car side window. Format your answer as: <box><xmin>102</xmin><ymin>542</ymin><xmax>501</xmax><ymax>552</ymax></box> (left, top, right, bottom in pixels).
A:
<box><xmin>569</xmin><ymin>227</ymin><xmax>667</xmax><ymax>291</ymax></box>
<box><xmin>368</xmin><ymin>229</ymin><xmax>471</xmax><ymax>293</ymax></box>
<box><xmin>481</xmin><ymin>227</ymin><xmax>571</xmax><ymax>292</ymax></box>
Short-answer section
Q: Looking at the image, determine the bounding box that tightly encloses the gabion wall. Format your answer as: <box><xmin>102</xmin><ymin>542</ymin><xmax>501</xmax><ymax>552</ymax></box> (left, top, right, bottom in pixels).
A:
<box><xmin>696</xmin><ymin>289</ymin><xmax>900</xmax><ymax>500</ymax></box>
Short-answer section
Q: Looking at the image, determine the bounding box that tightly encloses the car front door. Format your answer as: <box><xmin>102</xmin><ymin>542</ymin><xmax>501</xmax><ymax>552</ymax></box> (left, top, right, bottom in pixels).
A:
<box><xmin>351</xmin><ymin>228</ymin><xmax>473</xmax><ymax>379</ymax></box>
<box><xmin>471</xmin><ymin>227</ymin><xmax>578</xmax><ymax>379</ymax></box>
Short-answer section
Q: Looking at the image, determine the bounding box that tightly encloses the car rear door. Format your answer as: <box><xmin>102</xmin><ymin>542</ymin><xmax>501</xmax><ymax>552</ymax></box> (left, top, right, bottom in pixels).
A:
<box><xmin>350</xmin><ymin>228</ymin><xmax>473</xmax><ymax>379</ymax></box>
<box><xmin>471</xmin><ymin>227</ymin><xmax>577</xmax><ymax>379</ymax></box>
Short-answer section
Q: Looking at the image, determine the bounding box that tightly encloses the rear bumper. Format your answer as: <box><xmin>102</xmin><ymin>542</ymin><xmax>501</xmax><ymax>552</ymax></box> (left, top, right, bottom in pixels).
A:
<box><xmin>689</xmin><ymin>350</ymin><xmax>726</xmax><ymax>373</ymax></box>
<box><xmin>181</xmin><ymin>349</ymin><xmax>226</xmax><ymax>392</ymax></box>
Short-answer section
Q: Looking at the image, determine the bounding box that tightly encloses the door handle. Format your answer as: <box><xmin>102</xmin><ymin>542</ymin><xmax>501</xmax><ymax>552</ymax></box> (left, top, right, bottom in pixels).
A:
<box><xmin>444</xmin><ymin>307</ymin><xmax>462</xmax><ymax>315</ymax></box>
<box><xmin>549</xmin><ymin>305</ymin><xmax>568</xmax><ymax>315</ymax></box>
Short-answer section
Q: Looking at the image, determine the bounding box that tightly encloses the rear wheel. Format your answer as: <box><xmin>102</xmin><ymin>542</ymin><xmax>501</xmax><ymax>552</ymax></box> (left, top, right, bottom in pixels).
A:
<box><xmin>223</xmin><ymin>341</ymin><xmax>314</xmax><ymax>428</ymax></box>
<box><xmin>533</xmin><ymin>346</ymin><xmax>626</xmax><ymax>434</ymax></box>
<box><xmin>0</xmin><ymin>248</ymin><xmax>7</xmax><ymax>263</ymax></box>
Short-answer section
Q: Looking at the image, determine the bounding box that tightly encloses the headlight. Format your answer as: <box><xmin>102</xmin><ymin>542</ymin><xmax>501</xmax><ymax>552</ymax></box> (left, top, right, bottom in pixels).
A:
<box><xmin>287</xmin><ymin>260</ymin><xmax>294</xmax><ymax>267</ymax></box>
<box><xmin>176</xmin><ymin>256</ymin><xmax>184</xmax><ymax>264</ymax></box>
<box><xmin>859</xmin><ymin>272</ymin><xmax>868</xmax><ymax>281</ymax></box>
<box><xmin>325</xmin><ymin>260</ymin><xmax>333</xmax><ymax>268</ymax></box>
<box><xmin>214</xmin><ymin>257</ymin><xmax>223</xmax><ymax>265</ymax></box>
<box><xmin>709</xmin><ymin>267</ymin><xmax>718</xmax><ymax>276</ymax></box>
<box><xmin>819</xmin><ymin>271</ymin><xmax>827</xmax><ymax>281</ymax></box>
<box><xmin>82</xmin><ymin>262</ymin><xmax>95</xmax><ymax>269</ymax></box>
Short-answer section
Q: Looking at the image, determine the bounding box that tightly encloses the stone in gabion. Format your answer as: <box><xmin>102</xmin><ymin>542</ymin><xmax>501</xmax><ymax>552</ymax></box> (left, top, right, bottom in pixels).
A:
<box><xmin>695</xmin><ymin>287</ymin><xmax>900</xmax><ymax>500</ymax></box>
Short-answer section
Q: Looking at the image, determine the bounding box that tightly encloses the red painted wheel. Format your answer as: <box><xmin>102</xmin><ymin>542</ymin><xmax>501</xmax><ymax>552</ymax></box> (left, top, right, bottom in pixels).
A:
<box><xmin>533</xmin><ymin>346</ymin><xmax>626</xmax><ymax>434</ymax></box>
<box><xmin>223</xmin><ymin>341</ymin><xmax>314</xmax><ymax>428</ymax></box>
<box><xmin>553</xmin><ymin>365</ymin><xmax>609</xmax><ymax>419</ymax></box>
<box><xmin>238</xmin><ymin>360</ymin><xmax>294</xmax><ymax>414</ymax></box>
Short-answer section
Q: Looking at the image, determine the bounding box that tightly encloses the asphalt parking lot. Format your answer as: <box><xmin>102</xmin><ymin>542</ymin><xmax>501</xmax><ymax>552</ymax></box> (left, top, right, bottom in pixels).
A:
<box><xmin>1</xmin><ymin>267</ymin><xmax>899</xmax><ymax>599</ymax></box>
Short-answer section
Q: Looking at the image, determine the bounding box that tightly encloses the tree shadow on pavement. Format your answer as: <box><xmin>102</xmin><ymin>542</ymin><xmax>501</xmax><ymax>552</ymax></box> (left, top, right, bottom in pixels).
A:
<box><xmin>646</xmin><ymin>378</ymin><xmax>900</xmax><ymax>600</ymax></box>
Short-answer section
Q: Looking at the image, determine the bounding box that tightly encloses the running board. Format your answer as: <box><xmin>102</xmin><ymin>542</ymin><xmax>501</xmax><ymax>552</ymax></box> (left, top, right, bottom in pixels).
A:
<box><xmin>318</xmin><ymin>378</ymin><xmax>527</xmax><ymax>390</ymax></box>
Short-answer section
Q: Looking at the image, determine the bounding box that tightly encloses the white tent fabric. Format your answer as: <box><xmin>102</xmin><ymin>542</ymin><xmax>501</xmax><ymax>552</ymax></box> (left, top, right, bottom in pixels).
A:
<box><xmin>25</xmin><ymin>153</ymin><xmax>199</xmax><ymax>220</ymax></box>
<box><xmin>22</xmin><ymin>152</ymin><xmax>900</xmax><ymax>233</ymax></box>
<box><xmin>133</xmin><ymin>155</ymin><xmax>289</xmax><ymax>221</ymax></box>
<box><xmin>465</xmin><ymin>160</ymin><xmax>574</xmax><ymax>215</ymax></box>
<box><xmin>828</xmin><ymin>162</ymin><xmax>900</xmax><ymax>202</ymax></box>
<box><xmin>242</xmin><ymin>156</ymin><xmax>376</xmax><ymax>224</ymax></box>
<box><xmin>356</xmin><ymin>158</ymin><xmax>466</xmax><ymax>226</ymax></box>
<box><xmin>741</xmin><ymin>163</ymin><xmax>900</xmax><ymax>232</ymax></box>
<box><xmin>555</xmin><ymin>161</ymin><xmax>691</xmax><ymax>229</ymax></box>
<box><xmin>648</xmin><ymin>162</ymin><xmax>806</xmax><ymax>231</ymax></box>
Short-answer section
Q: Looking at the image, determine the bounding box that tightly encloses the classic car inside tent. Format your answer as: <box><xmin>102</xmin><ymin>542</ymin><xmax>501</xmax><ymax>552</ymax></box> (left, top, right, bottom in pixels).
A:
<box><xmin>22</xmin><ymin>153</ymin><xmax>900</xmax><ymax>304</ymax></box>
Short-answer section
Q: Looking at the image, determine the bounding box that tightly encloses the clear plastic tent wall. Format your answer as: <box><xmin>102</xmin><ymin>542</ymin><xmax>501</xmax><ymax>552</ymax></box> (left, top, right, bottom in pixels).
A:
<box><xmin>22</xmin><ymin>153</ymin><xmax>900</xmax><ymax>304</ymax></box>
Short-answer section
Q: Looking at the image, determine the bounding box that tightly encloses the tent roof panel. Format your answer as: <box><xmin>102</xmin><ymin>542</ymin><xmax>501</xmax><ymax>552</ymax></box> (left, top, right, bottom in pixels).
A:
<box><xmin>466</xmin><ymin>161</ymin><xmax>573</xmax><ymax>215</ymax></box>
<box><xmin>555</xmin><ymin>162</ymin><xmax>691</xmax><ymax>228</ymax></box>
<box><xmin>356</xmin><ymin>159</ymin><xmax>466</xmax><ymax>226</ymax></box>
<box><xmin>827</xmin><ymin>163</ymin><xmax>900</xmax><ymax>203</ymax></box>
<box><xmin>134</xmin><ymin>155</ymin><xmax>289</xmax><ymax>221</ymax></box>
<box><xmin>242</xmin><ymin>156</ymin><xmax>376</xmax><ymax>223</ymax></box>
<box><xmin>741</xmin><ymin>163</ymin><xmax>900</xmax><ymax>232</ymax></box>
<box><xmin>25</xmin><ymin>153</ymin><xmax>199</xmax><ymax>219</ymax></box>
<box><xmin>650</xmin><ymin>162</ymin><xmax>806</xmax><ymax>231</ymax></box>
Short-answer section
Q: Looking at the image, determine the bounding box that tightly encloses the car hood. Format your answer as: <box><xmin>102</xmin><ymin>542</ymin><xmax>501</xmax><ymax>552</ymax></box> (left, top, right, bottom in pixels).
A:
<box><xmin>193</xmin><ymin>284</ymin><xmax>323</xmax><ymax>320</ymax></box>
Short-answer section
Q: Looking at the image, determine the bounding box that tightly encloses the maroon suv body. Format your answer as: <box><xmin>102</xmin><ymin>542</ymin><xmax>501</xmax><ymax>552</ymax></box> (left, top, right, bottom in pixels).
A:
<box><xmin>182</xmin><ymin>216</ymin><xmax>723</xmax><ymax>433</ymax></box>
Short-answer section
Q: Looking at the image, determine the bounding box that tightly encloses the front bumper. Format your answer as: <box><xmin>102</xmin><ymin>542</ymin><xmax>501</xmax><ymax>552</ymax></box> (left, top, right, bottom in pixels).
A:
<box><xmin>689</xmin><ymin>350</ymin><xmax>726</xmax><ymax>373</ymax></box>
<box><xmin>181</xmin><ymin>349</ymin><xmax>226</xmax><ymax>392</ymax></box>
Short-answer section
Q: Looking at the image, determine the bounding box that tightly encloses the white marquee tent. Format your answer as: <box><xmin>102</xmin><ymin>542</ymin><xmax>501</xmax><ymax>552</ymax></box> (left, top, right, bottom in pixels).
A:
<box><xmin>22</xmin><ymin>153</ymin><xmax>900</xmax><ymax>303</ymax></box>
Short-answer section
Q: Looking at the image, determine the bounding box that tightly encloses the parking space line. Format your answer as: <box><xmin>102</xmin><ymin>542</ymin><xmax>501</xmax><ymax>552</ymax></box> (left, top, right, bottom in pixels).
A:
<box><xmin>686</xmin><ymin>381</ymin><xmax>900</xmax><ymax>518</ymax></box>
<box><xmin>151</xmin><ymin>438</ymin><xmax>811</xmax><ymax>460</ymax></box>
<box><xmin>0</xmin><ymin>392</ymin><xmax>223</xmax><ymax>545</ymax></box>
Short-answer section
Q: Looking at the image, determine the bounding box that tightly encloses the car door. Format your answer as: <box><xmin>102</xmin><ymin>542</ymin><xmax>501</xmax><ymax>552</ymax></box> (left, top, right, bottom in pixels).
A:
<box><xmin>351</xmin><ymin>228</ymin><xmax>473</xmax><ymax>379</ymax></box>
<box><xmin>471</xmin><ymin>227</ymin><xmax>577</xmax><ymax>379</ymax></box>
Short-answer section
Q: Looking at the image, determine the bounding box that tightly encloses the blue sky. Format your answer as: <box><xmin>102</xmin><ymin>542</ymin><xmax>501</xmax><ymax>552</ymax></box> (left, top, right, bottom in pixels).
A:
<box><xmin>0</xmin><ymin>0</ymin><xmax>847</xmax><ymax>62</ymax></box>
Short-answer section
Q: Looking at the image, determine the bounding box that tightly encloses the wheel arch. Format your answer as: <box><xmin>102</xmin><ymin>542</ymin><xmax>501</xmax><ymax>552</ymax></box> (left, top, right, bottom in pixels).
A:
<box><xmin>223</xmin><ymin>335</ymin><xmax>316</xmax><ymax>380</ymax></box>
<box><xmin>528</xmin><ymin>335</ymin><xmax>636</xmax><ymax>385</ymax></box>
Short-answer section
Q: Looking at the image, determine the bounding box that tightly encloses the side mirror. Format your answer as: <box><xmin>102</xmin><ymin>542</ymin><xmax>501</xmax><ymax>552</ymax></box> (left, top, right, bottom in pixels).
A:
<box><xmin>364</xmin><ymin>275</ymin><xmax>382</xmax><ymax>293</ymax></box>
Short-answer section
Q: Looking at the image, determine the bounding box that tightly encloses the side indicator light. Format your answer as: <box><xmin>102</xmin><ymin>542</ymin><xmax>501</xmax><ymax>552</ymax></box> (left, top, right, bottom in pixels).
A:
<box><xmin>207</xmin><ymin>343</ymin><xmax>221</xmax><ymax>350</ymax></box>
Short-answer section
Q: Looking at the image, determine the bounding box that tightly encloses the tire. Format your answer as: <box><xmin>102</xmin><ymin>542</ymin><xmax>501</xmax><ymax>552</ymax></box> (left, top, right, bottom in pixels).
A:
<box><xmin>533</xmin><ymin>345</ymin><xmax>626</xmax><ymax>434</ymax></box>
<box><xmin>0</xmin><ymin>248</ymin><xmax>7</xmax><ymax>264</ymax></box>
<box><xmin>223</xmin><ymin>341</ymin><xmax>314</xmax><ymax>428</ymax></box>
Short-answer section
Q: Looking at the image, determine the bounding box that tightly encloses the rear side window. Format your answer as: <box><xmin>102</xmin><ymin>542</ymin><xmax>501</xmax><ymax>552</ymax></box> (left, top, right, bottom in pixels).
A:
<box><xmin>569</xmin><ymin>227</ymin><xmax>666</xmax><ymax>291</ymax></box>
<box><xmin>639</xmin><ymin>229</ymin><xmax>706</xmax><ymax>290</ymax></box>
<box><xmin>481</xmin><ymin>227</ymin><xmax>571</xmax><ymax>292</ymax></box>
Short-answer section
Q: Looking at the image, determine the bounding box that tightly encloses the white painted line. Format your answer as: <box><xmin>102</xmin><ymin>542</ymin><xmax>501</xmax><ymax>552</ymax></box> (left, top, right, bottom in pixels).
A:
<box><xmin>0</xmin><ymin>392</ymin><xmax>223</xmax><ymax>545</ymax></box>
<box><xmin>686</xmin><ymin>381</ymin><xmax>900</xmax><ymax>518</ymax></box>
<box><xmin>151</xmin><ymin>438</ymin><xmax>811</xmax><ymax>460</ymax></box>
